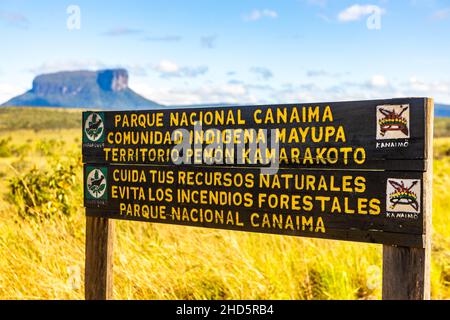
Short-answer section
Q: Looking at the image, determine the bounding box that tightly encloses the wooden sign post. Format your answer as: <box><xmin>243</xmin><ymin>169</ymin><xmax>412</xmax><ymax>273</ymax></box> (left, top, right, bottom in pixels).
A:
<box><xmin>85</xmin><ymin>216</ymin><xmax>114</xmax><ymax>300</ymax></box>
<box><xmin>382</xmin><ymin>99</ymin><xmax>433</xmax><ymax>300</ymax></box>
<box><xmin>82</xmin><ymin>98</ymin><xmax>433</xmax><ymax>300</ymax></box>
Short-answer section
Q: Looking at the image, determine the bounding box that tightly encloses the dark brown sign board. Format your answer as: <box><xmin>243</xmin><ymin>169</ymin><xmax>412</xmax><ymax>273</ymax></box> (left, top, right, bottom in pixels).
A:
<box><xmin>82</xmin><ymin>97</ymin><xmax>433</xmax><ymax>300</ymax></box>
<box><xmin>84</xmin><ymin>164</ymin><xmax>425</xmax><ymax>247</ymax></box>
<box><xmin>82</xmin><ymin>98</ymin><xmax>430</xmax><ymax>171</ymax></box>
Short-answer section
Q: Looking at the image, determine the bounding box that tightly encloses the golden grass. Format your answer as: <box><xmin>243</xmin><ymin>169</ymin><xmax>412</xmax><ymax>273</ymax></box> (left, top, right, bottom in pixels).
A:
<box><xmin>0</xmin><ymin>127</ymin><xmax>448</xmax><ymax>300</ymax></box>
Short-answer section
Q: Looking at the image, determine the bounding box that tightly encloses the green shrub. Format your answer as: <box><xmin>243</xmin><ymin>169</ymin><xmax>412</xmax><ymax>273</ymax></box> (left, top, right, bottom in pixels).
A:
<box><xmin>0</xmin><ymin>137</ymin><xmax>12</xmax><ymax>157</ymax></box>
<box><xmin>8</xmin><ymin>155</ymin><xmax>81</xmax><ymax>220</ymax></box>
<box><xmin>0</xmin><ymin>137</ymin><xmax>32</xmax><ymax>158</ymax></box>
<box><xmin>35</xmin><ymin>139</ymin><xmax>65</xmax><ymax>157</ymax></box>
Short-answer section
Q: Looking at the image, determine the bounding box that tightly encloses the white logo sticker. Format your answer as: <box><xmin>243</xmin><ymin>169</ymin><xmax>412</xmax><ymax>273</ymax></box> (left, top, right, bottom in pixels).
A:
<box><xmin>376</xmin><ymin>104</ymin><xmax>410</xmax><ymax>140</ymax></box>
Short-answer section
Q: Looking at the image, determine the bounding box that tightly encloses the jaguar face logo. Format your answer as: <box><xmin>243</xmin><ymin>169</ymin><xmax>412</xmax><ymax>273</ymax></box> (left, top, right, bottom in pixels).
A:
<box><xmin>376</xmin><ymin>105</ymin><xmax>410</xmax><ymax>140</ymax></box>
<box><xmin>86</xmin><ymin>167</ymin><xmax>107</xmax><ymax>199</ymax></box>
<box><xmin>84</xmin><ymin>112</ymin><xmax>104</xmax><ymax>142</ymax></box>
<box><xmin>386</xmin><ymin>179</ymin><xmax>420</xmax><ymax>213</ymax></box>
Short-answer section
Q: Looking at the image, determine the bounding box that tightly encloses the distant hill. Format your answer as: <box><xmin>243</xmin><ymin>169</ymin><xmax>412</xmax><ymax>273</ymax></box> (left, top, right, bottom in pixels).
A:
<box><xmin>1</xmin><ymin>69</ymin><xmax>162</xmax><ymax>109</ymax></box>
<box><xmin>435</xmin><ymin>104</ymin><xmax>450</xmax><ymax>117</ymax></box>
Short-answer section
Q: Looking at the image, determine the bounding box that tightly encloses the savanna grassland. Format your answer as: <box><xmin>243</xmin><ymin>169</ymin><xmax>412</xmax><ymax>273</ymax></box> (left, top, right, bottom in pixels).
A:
<box><xmin>0</xmin><ymin>107</ymin><xmax>449</xmax><ymax>300</ymax></box>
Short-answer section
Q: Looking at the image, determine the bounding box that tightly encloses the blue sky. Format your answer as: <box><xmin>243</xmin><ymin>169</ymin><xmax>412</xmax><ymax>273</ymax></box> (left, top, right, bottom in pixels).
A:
<box><xmin>1</xmin><ymin>0</ymin><xmax>449</xmax><ymax>105</ymax></box>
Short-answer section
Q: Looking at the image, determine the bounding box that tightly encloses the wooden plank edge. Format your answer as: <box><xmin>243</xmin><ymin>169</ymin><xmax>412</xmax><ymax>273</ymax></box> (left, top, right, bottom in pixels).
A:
<box><xmin>85</xmin><ymin>208</ymin><xmax>424</xmax><ymax>248</ymax></box>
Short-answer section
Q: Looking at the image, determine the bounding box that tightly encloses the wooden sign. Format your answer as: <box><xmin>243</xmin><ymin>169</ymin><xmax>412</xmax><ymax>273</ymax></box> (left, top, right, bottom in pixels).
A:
<box><xmin>82</xmin><ymin>97</ymin><xmax>433</xmax><ymax>300</ymax></box>
<box><xmin>84</xmin><ymin>164</ymin><xmax>425</xmax><ymax>247</ymax></box>
<box><xmin>82</xmin><ymin>98</ymin><xmax>430</xmax><ymax>170</ymax></box>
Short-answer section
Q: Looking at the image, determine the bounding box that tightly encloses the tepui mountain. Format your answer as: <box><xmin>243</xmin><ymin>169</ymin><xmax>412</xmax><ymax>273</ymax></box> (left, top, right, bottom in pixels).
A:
<box><xmin>2</xmin><ymin>69</ymin><xmax>162</xmax><ymax>109</ymax></box>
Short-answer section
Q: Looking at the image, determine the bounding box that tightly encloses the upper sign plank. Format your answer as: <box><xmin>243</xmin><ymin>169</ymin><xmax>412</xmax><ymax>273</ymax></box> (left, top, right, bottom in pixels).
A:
<box><xmin>82</xmin><ymin>98</ymin><xmax>432</xmax><ymax>171</ymax></box>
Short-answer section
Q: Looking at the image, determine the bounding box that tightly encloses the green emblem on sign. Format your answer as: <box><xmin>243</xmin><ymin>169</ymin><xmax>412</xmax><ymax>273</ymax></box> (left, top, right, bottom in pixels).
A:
<box><xmin>85</xmin><ymin>167</ymin><xmax>108</xmax><ymax>200</ymax></box>
<box><xmin>83</xmin><ymin>112</ymin><xmax>105</xmax><ymax>143</ymax></box>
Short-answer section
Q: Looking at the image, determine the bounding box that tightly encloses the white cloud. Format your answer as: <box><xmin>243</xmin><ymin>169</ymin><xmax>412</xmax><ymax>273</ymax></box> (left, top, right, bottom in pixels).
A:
<box><xmin>28</xmin><ymin>60</ymin><xmax>107</xmax><ymax>74</ymax></box>
<box><xmin>154</xmin><ymin>60</ymin><xmax>179</xmax><ymax>73</ymax></box>
<box><xmin>243</xmin><ymin>9</ymin><xmax>278</xmax><ymax>21</ymax></box>
<box><xmin>0</xmin><ymin>83</ymin><xmax>27</xmax><ymax>104</ymax></box>
<box><xmin>317</xmin><ymin>13</ymin><xmax>333</xmax><ymax>23</ymax></box>
<box><xmin>30</xmin><ymin>60</ymin><xmax>155</xmax><ymax>78</ymax></box>
<box><xmin>431</xmin><ymin>8</ymin><xmax>450</xmax><ymax>20</ymax></box>
<box><xmin>28</xmin><ymin>59</ymin><xmax>207</xmax><ymax>80</ymax></box>
<box><xmin>132</xmin><ymin>74</ymin><xmax>450</xmax><ymax>106</ymax></box>
<box><xmin>133</xmin><ymin>70</ymin><xmax>432</xmax><ymax>105</ymax></box>
<box><xmin>338</xmin><ymin>4</ymin><xmax>385</xmax><ymax>22</ymax></box>
<box><xmin>0</xmin><ymin>11</ymin><xmax>29</xmax><ymax>28</ymax></box>
<box><xmin>133</xmin><ymin>82</ymin><xmax>258</xmax><ymax>105</ymax></box>
<box><xmin>407</xmin><ymin>77</ymin><xmax>450</xmax><ymax>94</ymax></box>
<box><xmin>152</xmin><ymin>60</ymin><xmax>208</xmax><ymax>78</ymax></box>
<box><xmin>370</xmin><ymin>75</ymin><xmax>389</xmax><ymax>87</ymax></box>
<box><xmin>201</xmin><ymin>35</ymin><xmax>217</xmax><ymax>49</ymax></box>
<box><xmin>250</xmin><ymin>67</ymin><xmax>273</xmax><ymax>80</ymax></box>
<box><xmin>306</xmin><ymin>70</ymin><xmax>349</xmax><ymax>77</ymax></box>
<box><xmin>408</xmin><ymin>77</ymin><xmax>429</xmax><ymax>92</ymax></box>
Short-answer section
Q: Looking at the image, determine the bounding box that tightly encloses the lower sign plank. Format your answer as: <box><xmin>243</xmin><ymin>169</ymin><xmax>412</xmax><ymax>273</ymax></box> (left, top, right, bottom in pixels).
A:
<box><xmin>84</xmin><ymin>164</ymin><xmax>425</xmax><ymax>248</ymax></box>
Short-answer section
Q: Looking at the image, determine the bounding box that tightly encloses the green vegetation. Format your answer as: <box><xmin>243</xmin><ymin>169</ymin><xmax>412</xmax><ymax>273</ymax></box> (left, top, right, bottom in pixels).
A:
<box><xmin>8</xmin><ymin>153</ymin><xmax>81</xmax><ymax>220</ymax></box>
<box><xmin>0</xmin><ymin>137</ymin><xmax>13</xmax><ymax>157</ymax></box>
<box><xmin>0</xmin><ymin>107</ymin><xmax>81</xmax><ymax>131</ymax></box>
<box><xmin>434</xmin><ymin>118</ymin><xmax>450</xmax><ymax>138</ymax></box>
<box><xmin>0</xmin><ymin>107</ymin><xmax>449</xmax><ymax>300</ymax></box>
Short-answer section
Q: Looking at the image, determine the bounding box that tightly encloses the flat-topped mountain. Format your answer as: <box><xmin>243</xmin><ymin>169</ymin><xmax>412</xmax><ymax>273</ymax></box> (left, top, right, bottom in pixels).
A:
<box><xmin>2</xmin><ymin>69</ymin><xmax>161</xmax><ymax>109</ymax></box>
